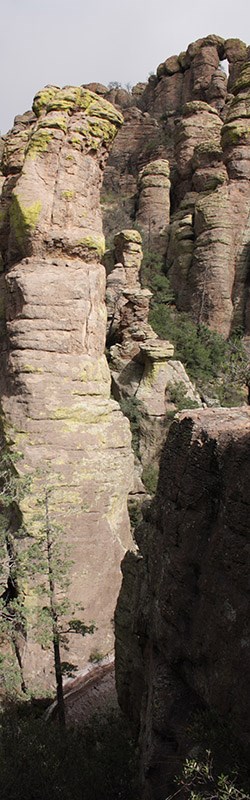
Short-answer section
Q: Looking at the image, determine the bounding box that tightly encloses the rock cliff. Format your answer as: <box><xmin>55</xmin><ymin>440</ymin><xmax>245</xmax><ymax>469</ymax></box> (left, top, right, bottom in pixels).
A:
<box><xmin>115</xmin><ymin>408</ymin><xmax>250</xmax><ymax>800</ymax></box>
<box><xmin>98</xmin><ymin>36</ymin><xmax>250</xmax><ymax>340</ymax></box>
<box><xmin>1</xmin><ymin>33</ymin><xmax>250</xmax><ymax>707</ymax></box>
<box><xmin>105</xmin><ymin>229</ymin><xmax>200</xmax><ymax>474</ymax></box>
<box><xmin>0</xmin><ymin>86</ymin><xmax>134</xmax><ymax>689</ymax></box>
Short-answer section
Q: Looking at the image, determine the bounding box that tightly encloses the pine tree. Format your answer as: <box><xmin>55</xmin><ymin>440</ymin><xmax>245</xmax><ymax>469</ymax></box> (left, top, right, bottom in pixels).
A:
<box><xmin>0</xmin><ymin>453</ymin><xmax>95</xmax><ymax>727</ymax></box>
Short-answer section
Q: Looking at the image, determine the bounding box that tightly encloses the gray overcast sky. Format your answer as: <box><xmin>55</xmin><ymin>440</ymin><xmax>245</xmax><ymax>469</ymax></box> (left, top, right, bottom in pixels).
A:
<box><xmin>1</xmin><ymin>0</ymin><xmax>250</xmax><ymax>134</ymax></box>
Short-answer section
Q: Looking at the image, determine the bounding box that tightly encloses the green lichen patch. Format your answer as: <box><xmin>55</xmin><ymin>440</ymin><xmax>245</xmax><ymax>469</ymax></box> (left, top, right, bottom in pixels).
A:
<box><xmin>192</xmin><ymin>142</ymin><xmax>224</xmax><ymax>170</ymax></box>
<box><xmin>22</xmin><ymin>364</ymin><xmax>44</xmax><ymax>374</ymax></box>
<box><xmin>39</xmin><ymin>114</ymin><xmax>68</xmax><ymax>133</ymax></box>
<box><xmin>79</xmin><ymin>356</ymin><xmax>110</xmax><ymax>386</ymax></box>
<box><xmin>87</xmin><ymin>97</ymin><xmax>123</xmax><ymax>126</ymax></box>
<box><xmin>32</xmin><ymin>85</ymin><xmax>123</xmax><ymax>153</ymax></box>
<box><xmin>61</xmin><ymin>190</ymin><xmax>75</xmax><ymax>200</ymax></box>
<box><xmin>232</xmin><ymin>63</ymin><xmax>250</xmax><ymax>95</ymax></box>
<box><xmin>33</xmin><ymin>85</ymin><xmax>123</xmax><ymax>124</ymax></box>
<box><xmin>10</xmin><ymin>195</ymin><xmax>42</xmax><ymax>251</ymax></box>
<box><xmin>51</xmin><ymin>403</ymin><xmax>111</xmax><ymax>429</ymax></box>
<box><xmin>183</xmin><ymin>101</ymin><xmax>220</xmax><ymax>117</ymax></box>
<box><xmin>225</xmin><ymin>95</ymin><xmax>250</xmax><ymax>124</ymax></box>
<box><xmin>114</xmin><ymin>229</ymin><xmax>142</xmax><ymax>245</ymax></box>
<box><xmin>76</xmin><ymin>233</ymin><xmax>105</xmax><ymax>257</ymax></box>
<box><xmin>140</xmin><ymin>174</ymin><xmax>170</xmax><ymax>189</ymax></box>
<box><xmin>26</xmin><ymin>128</ymin><xmax>53</xmax><ymax>159</ymax></box>
<box><xmin>32</xmin><ymin>86</ymin><xmax>60</xmax><ymax>116</ymax></box>
<box><xmin>70</xmin><ymin>116</ymin><xmax>120</xmax><ymax>151</ymax></box>
<box><xmin>70</xmin><ymin>134</ymin><xmax>82</xmax><ymax>149</ymax></box>
<box><xmin>47</xmin><ymin>87</ymin><xmax>81</xmax><ymax>112</ymax></box>
<box><xmin>140</xmin><ymin>159</ymin><xmax>170</xmax><ymax>178</ymax></box>
<box><xmin>222</xmin><ymin>120</ymin><xmax>250</xmax><ymax>147</ymax></box>
<box><xmin>87</xmin><ymin>118</ymin><xmax>117</xmax><ymax>145</ymax></box>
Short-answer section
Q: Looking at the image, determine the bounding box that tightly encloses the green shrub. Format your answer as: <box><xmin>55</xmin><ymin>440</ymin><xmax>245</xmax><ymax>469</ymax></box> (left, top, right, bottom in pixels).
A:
<box><xmin>0</xmin><ymin>700</ymin><xmax>139</xmax><ymax>800</ymax></box>
<box><xmin>140</xmin><ymin>249</ymin><xmax>174</xmax><ymax>305</ymax></box>
<box><xmin>89</xmin><ymin>649</ymin><xmax>104</xmax><ymax>663</ymax></box>
<box><xmin>142</xmin><ymin>463</ymin><xmax>159</xmax><ymax>495</ymax></box>
<box><xmin>128</xmin><ymin>498</ymin><xmax>143</xmax><ymax>529</ymax></box>
<box><xmin>149</xmin><ymin>305</ymin><xmax>248</xmax><ymax>404</ymax></box>
<box><xmin>139</xmin><ymin>248</ymin><xmax>249</xmax><ymax>405</ymax></box>
<box><xmin>174</xmin><ymin>707</ymin><xmax>250</xmax><ymax>800</ymax></box>
<box><xmin>119</xmin><ymin>395</ymin><xmax>144</xmax><ymax>457</ymax></box>
<box><xmin>168</xmin><ymin>381</ymin><xmax>199</xmax><ymax>411</ymax></box>
<box><xmin>177</xmin><ymin>750</ymin><xmax>250</xmax><ymax>800</ymax></box>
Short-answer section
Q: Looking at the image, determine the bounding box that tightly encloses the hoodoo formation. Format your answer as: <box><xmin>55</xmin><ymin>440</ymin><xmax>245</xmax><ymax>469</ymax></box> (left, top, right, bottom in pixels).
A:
<box><xmin>0</xmin><ymin>32</ymin><xmax>250</xmax><ymax>800</ymax></box>
<box><xmin>0</xmin><ymin>86</ymin><xmax>134</xmax><ymax>686</ymax></box>
<box><xmin>100</xmin><ymin>35</ymin><xmax>250</xmax><ymax>338</ymax></box>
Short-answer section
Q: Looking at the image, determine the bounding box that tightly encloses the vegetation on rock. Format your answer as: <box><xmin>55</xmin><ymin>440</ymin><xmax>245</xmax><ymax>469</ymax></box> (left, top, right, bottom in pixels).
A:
<box><xmin>140</xmin><ymin>248</ymin><xmax>249</xmax><ymax>405</ymax></box>
<box><xmin>175</xmin><ymin>709</ymin><xmax>250</xmax><ymax>800</ymax></box>
<box><xmin>119</xmin><ymin>396</ymin><xmax>143</xmax><ymax>458</ymax></box>
<box><xmin>0</xmin><ymin>454</ymin><xmax>94</xmax><ymax>727</ymax></box>
<box><xmin>0</xmin><ymin>701</ymin><xmax>139</xmax><ymax>800</ymax></box>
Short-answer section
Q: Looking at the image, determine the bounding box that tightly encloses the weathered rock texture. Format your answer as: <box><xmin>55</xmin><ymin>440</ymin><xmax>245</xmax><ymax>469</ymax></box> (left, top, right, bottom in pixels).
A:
<box><xmin>98</xmin><ymin>35</ymin><xmax>250</xmax><ymax>340</ymax></box>
<box><xmin>4</xmin><ymin>36</ymin><xmax>250</xmax><ymax>342</ymax></box>
<box><xmin>115</xmin><ymin>407</ymin><xmax>250</xmax><ymax>800</ymax></box>
<box><xmin>136</xmin><ymin>160</ymin><xmax>170</xmax><ymax>254</ymax></box>
<box><xmin>106</xmin><ymin>230</ymin><xmax>200</xmax><ymax>469</ymax></box>
<box><xmin>0</xmin><ymin>86</ymin><xmax>134</xmax><ymax>689</ymax></box>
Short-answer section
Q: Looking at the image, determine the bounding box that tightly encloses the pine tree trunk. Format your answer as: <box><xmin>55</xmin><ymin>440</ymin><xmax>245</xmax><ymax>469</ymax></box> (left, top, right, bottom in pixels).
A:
<box><xmin>45</xmin><ymin>491</ymin><xmax>65</xmax><ymax>732</ymax></box>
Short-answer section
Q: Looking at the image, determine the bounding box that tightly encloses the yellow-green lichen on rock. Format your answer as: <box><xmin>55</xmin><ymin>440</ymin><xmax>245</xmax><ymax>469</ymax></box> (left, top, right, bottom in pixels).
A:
<box><xmin>76</xmin><ymin>233</ymin><xmax>105</xmax><ymax>257</ymax></box>
<box><xmin>26</xmin><ymin>128</ymin><xmax>53</xmax><ymax>159</ymax></box>
<box><xmin>79</xmin><ymin>355</ymin><xmax>110</xmax><ymax>385</ymax></box>
<box><xmin>221</xmin><ymin>121</ymin><xmax>250</xmax><ymax>148</ymax></box>
<box><xmin>32</xmin><ymin>86</ymin><xmax>61</xmax><ymax>116</ymax></box>
<box><xmin>183</xmin><ymin>101</ymin><xmax>220</xmax><ymax>117</ymax></box>
<box><xmin>61</xmin><ymin>190</ymin><xmax>75</xmax><ymax>200</ymax></box>
<box><xmin>31</xmin><ymin>86</ymin><xmax>123</xmax><ymax>155</ymax></box>
<box><xmin>9</xmin><ymin>195</ymin><xmax>42</xmax><ymax>250</ymax></box>
<box><xmin>39</xmin><ymin>114</ymin><xmax>68</xmax><ymax>133</ymax></box>
<box><xmin>114</xmin><ymin>229</ymin><xmax>142</xmax><ymax>246</ymax></box>
<box><xmin>140</xmin><ymin>159</ymin><xmax>170</xmax><ymax>178</ymax></box>
<box><xmin>226</xmin><ymin>94</ymin><xmax>250</xmax><ymax>122</ymax></box>
<box><xmin>0</xmin><ymin>76</ymin><xmax>133</xmax><ymax>690</ymax></box>
<box><xmin>231</xmin><ymin>62</ymin><xmax>250</xmax><ymax>95</ymax></box>
<box><xmin>51</xmin><ymin>401</ymin><xmax>114</xmax><ymax>433</ymax></box>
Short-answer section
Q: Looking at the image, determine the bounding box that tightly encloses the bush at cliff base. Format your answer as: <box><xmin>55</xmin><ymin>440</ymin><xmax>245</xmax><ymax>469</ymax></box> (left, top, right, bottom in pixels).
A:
<box><xmin>0</xmin><ymin>701</ymin><xmax>139</xmax><ymax>800</ymax></box>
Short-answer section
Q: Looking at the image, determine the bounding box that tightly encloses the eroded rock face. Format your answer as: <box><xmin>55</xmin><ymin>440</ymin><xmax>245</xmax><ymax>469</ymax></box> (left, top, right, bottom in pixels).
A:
<box><xmin>0</xmin><ymin>86</ymin><xmax>134</xmax><ymax>689</ymax></box>
<box><xmin>115</xmin><ymin>408</ymin><xmax>250</xmax><ymax>800</ymax></box>
<box><xmin>168</xmin><ymin>60</ymin><xmax>250</xmax><ymax>336</ymax></box>
<box><xmin>99</xmin><ymin>35</ymin><xmax>250</xmax><ymax>340</ymax></box>
<box><xmin>136</xmin><ymin>160</ymin><xmax>170</xmax><ymax>254</ymax></box>
<box><xmin>106</xmin><ymin>230</ymin><xmax>200</xmax><ymax>468</ymax></box>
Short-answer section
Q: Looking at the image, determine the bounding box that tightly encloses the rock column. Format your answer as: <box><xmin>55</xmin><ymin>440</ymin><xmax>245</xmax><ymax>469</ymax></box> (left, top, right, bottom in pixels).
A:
<box><xmin>0</xmin><ymin>87</ymin><xmax>134</xmax><ymax>688</ymax></box>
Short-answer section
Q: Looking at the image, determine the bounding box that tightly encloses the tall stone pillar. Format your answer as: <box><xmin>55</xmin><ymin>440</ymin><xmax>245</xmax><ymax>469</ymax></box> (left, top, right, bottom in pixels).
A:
<box><xmin>0</xmin><ymin>86</ymin><xmax>134</xmax><ymax>689</ymax></box>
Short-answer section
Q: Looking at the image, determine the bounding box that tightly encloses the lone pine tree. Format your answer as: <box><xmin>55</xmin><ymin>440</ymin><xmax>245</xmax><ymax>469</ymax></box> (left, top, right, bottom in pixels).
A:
<box><xmin>0</xmin><ymin>451</ymin><xmax>94</xmax><ymax>727</ymax></box>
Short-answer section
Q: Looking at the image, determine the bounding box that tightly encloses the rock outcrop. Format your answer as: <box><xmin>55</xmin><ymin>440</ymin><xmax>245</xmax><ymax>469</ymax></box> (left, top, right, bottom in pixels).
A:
<box><xmin>136</xmin><ymin>160</ymin><xmax>170</xmax><ymax>254</ymax></box>
<box><xmin>98</xmin><ymin>35</ymin><xmax>250</xmax><ymax>340</ymax></box>
<box><xmin>106</xmin><ymin>230</ymin><xmax>200</xmax><ymax>469</ymax></box>
<box><xmin>115</xmin><ymin>407</ymin><xmax>250</xmax><ymax>800</ymax></box>
<box><xmin>169</xmin><ymin>62</ymin><xmax>250</xmax><ymax>335</ymax></box>
<box><xmin>0</xmin><ymin>86</ymin><xmax>134</xmax><ymax>689</ymax></box>
<box><xmin>4</xmin><ymin>36</ymin><xmax>250</xmax><ymax>341</ymax></box>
